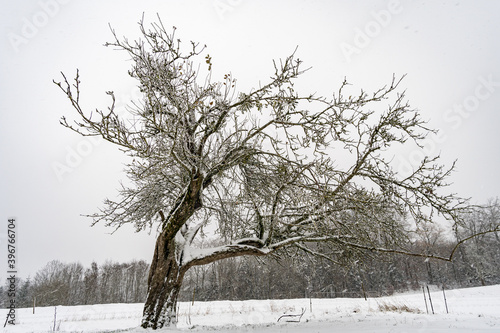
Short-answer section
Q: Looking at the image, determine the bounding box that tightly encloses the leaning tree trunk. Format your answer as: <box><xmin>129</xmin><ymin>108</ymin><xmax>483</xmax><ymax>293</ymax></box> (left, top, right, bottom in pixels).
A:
<box><xmin>141</xmin><ymin>174</ymin><xmax>207</xmax><ymax>328</ymax></box>
<box><xmin>141</xmin><ymin>231</ymin><xmax>187</xmax><ymax>329</ymax></box>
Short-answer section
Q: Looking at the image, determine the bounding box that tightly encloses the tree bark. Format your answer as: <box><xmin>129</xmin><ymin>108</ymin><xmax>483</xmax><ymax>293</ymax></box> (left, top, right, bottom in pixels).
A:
<box><xmin>141</xmin><ymin>175</ymin><xmax>205</xmax><ymax>329</ymax></box>
<box><xmin>141</xmin><ymin>233</ymin><xmax>187</xmax><ymax>329</ymax></box>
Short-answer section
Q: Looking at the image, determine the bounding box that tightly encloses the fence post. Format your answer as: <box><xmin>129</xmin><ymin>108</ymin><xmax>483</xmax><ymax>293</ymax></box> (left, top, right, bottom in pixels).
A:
<box><xmin>53</xmin><ymin>306</ymin><xmax>57</xmax><ymax>331</ymax></box>
<box><xmin>361</xmin><ymin>281</ymin><xmax>367</xmax><ymax>301</ymax></box>
<box><xmin>442</xmin><ymin>286</ymin><xmax>449</xmax><ymax>314</ymax></box>
<box><xmin>426</xmin><ymin>285</ymin><xmax>434</xmax><ymax>314</ymax></box>
<box><xmin>422</xmin><ymin>286</ymin><xmax>429</xmax><ymax>314</ymax></box>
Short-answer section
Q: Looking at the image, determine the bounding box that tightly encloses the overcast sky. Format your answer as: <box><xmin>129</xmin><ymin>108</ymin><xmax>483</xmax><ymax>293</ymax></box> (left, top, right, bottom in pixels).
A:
<box><xmin>1</xmin><ymin>0</ymin><xmax>499</xmax><ymax>280</ymax></box>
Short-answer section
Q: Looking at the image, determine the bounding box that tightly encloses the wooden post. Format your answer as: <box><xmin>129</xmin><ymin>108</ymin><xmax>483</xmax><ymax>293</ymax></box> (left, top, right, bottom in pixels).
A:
<box><xmin>361</xmin><ymin>281</ymin><xmax>367</xmax><ymax>301</ymax></box>
<box><xmin>426</xmin><ymin>285</ymin><xmax>434</xmax><ymax>314</ymax></box>
<box><xmin>442</xmin><ymin>286</ymin><xmax>449</xmax><ymax>314</ymax></box>
<box><xmin>53</xmin><ymin>306</ymin><xmax>57</xmax><ymax>331</ymax></box>
<box><xmin>422</xmin><ymin>286</ymin><xmax>429</xmax><ymax>314</ymax></box>
<box><xmin>33</xmin><ymin>296</ymin><xmax>36</xmax><ymax>314</ymax></box>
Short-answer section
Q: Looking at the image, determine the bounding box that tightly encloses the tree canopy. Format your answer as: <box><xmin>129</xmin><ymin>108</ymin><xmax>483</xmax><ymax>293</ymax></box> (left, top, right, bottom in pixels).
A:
<box><xmin>54</xmin><ymin>16</ymin><xmax>479</xmax><ymax>328</ymax></box>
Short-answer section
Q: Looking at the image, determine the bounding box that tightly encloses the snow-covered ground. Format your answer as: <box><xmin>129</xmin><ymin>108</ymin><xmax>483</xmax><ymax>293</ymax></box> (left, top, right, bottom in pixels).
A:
<box><xmin>3</xmin><ymin>284</ymin><xmax>500</xmax><ymax>332</ymax></box>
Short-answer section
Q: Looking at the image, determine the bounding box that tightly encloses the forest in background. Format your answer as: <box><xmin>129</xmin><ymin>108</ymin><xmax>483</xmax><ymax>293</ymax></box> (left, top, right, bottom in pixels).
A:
<box><xmin>2</xmin><ymin>211</ymin><xmax>499</xmax><ymax>309</ymax></box>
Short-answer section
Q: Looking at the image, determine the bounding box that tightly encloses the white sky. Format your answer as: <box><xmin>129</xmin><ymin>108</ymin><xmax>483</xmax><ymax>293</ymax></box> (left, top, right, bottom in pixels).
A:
<box><xmin>1</xmin><ymin>0</ymin><xmax>499</xmax><ymax>280</ymax></box>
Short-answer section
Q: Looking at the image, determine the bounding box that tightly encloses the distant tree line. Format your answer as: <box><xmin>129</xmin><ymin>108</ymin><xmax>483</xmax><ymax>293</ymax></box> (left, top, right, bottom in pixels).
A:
<box><xmin>180</xmin><ymin>224</ymin><xmax>500</xmax><ymax>302</ymax></box>
<box><xmin>181</xmin><ymin>200</ymin><xmax>500</xmax><ymax>301</ymax></box>
<box><xmin>2</xmin><ymin>201</ymin><xmax>499</xmax><ymax>308</ymax></box>
<box><xmin>0</xmin><ymin>260</ymin><xmax>149</xmax><ymax>308</ymax></box>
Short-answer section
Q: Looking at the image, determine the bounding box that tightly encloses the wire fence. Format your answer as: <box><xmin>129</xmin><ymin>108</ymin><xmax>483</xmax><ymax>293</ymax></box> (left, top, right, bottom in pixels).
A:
<box><xmin>181</xmin><ymin>288</ymin><xmax>398</xmax><ymax>303</ymax></box>
<box><xmin>308</xmin><ymin>290</ymin><xmax>393</xmax><ymax>299</ymax></box>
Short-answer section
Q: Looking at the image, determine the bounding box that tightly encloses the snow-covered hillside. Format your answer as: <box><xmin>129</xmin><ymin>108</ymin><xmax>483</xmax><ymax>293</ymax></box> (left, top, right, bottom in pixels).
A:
<box><xmin>4</xmin><ymin>284</ymin><xmax>500</xmax><ymax>332</ymax></box>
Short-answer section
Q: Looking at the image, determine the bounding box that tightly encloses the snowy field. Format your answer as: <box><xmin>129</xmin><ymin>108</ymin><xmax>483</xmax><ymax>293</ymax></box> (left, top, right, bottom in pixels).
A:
<box><xmin>3</xmin><ymin>284</ymin><xmax>500</xmax><ymax>332</ymax></box>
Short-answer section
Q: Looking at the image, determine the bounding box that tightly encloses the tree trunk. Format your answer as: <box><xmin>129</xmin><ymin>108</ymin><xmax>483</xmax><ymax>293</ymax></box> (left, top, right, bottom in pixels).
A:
<box><xmin>426</xmin><ymin>260</ymin><xmax>434</xmax><ymax>284</ymax></box>
<box><xmin>141</xmin><ymin>175</ymin><xmax>205</xmax><ymax>329</ymax></box>
<box><xmin>141</xmin><ymin>233</ymin><xmax>187</xmax><ymax>329</ymax></box>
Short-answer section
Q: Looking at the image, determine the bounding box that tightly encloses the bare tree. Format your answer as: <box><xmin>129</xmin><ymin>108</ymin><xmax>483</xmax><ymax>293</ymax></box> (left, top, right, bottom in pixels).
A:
<box><xmin>83</xmin><ymin>262</ymin><xmax>99</xmax><ymax>305</ymax></box>
<box><xmin>54</xmin><ymin>16</ymin><xmax>483</xmax><ymax>329</ymax></box>
<box><xmin>455</xmin><ymin>199</ymin><xmax>500</xmax><ymax>285</ymax></box>
<box><xmin>32</xmin><ymin>260</ymin><xmax>83</xmax><ymax>306</ymax></box>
